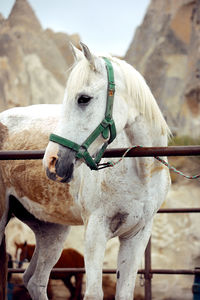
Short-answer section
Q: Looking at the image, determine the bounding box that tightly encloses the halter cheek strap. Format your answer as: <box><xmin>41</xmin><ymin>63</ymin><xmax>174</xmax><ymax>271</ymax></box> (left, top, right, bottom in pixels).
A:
<box><xmin>49</xmin><ymin>57</ymin><xmax>116</xmax><ymax>170</ymax></box>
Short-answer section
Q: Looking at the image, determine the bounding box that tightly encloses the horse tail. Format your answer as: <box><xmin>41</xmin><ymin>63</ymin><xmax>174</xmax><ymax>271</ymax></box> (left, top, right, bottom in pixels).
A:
<box><xmin>0</xmin><ymin>235</ymin><xmax>7</xmax><ymax>300</ymax></box>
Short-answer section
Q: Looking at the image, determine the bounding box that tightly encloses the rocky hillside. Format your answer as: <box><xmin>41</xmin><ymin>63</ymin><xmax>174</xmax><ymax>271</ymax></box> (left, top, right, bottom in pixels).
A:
<box><xmin>125</xmin><ymin>0</ymin><xmax>200</xmax><ymax>138</ymax></box>
<box><xmin>1</xmin><ymin>0</ymin><xmax>200</xmax><ymax>139</ymax></box>
<box><xmin>2</xmin><ymin>1</ymin><xmax>200</xmax><ymax>299</ymax></box>
<box><xmin>0</xmin><ymin>0</ymin><xmax>80</xmax><ymax>111</ymax></box>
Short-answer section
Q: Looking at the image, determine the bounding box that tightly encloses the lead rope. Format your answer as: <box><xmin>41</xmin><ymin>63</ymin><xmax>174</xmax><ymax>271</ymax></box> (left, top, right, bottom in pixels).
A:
<box><xmin>98</xmin><ymin>145</ymin><xmax>200</xmax><ymax>180</ymax></box>
<box><xmin>154</xmin><ymin>156</ymin><xmax>200</xmax><ymax>180</ymax></box>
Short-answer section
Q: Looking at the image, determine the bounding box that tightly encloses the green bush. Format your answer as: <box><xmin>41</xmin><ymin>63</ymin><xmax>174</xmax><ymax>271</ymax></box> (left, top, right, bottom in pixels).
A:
<box><xmin>169</xmin><ymin>135</ymin><xmax>200</xmax><ymax>146</ymax></box>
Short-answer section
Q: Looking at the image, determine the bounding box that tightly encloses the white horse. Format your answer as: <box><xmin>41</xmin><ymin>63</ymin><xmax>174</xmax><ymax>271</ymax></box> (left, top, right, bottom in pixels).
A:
<box><xmin>0</xmin><ymin>43</ymin><xmax>171</xmax><ymax>300</ymax></box>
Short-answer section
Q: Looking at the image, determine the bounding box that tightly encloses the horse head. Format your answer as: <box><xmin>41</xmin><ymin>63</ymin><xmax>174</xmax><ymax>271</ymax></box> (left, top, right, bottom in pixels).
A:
<box><xmin>43</xmin><ymin>42</ymin><xmax>129</xmax><ymax>183</ymax></box>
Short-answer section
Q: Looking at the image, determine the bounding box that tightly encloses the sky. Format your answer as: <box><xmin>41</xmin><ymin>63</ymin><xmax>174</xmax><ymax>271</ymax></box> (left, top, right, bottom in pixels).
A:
<box><xmin>0</xmin><ymin>0</ymin><xmax>150</xmax><ymax>56</ymax></box>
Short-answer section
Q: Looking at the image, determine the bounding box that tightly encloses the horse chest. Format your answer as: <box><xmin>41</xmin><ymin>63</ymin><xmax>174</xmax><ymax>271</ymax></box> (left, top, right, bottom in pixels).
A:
<box><xmin>2</xmin><ymin>160</ymin><xmax>83</xmax><ymax>225</ymax></box>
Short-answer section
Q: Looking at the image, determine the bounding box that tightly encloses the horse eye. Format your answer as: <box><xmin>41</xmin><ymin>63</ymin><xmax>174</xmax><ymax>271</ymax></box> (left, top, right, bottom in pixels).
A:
<box><xmin>77</xmin><ymin>95</ymin><xmax>92</xmax><ymax>106</ymax></box>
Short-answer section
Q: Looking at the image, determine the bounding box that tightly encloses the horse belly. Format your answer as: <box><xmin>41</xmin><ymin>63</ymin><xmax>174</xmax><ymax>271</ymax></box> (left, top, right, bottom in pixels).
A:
<box><xmin>16</xmin><ymin>194</ymin><xmax>83</xmax><ymax>225</ymax></box>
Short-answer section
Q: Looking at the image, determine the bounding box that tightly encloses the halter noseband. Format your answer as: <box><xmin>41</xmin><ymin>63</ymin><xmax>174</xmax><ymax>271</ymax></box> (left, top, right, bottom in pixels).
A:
<box><xmin>49</xmin><ymin>57</ymin><xmax>116</xmax><ymax>170</ymax></box>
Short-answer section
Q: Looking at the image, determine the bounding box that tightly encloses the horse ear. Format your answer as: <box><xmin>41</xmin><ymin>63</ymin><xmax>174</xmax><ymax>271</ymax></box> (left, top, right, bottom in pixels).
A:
<box><xmin>80</xmin><ymin>42</ymin><xmax>96</xmax><ymax>71</ymax></box>
<box><xmin>69</xmin><ymin>42</ymin><xmax>84</xmax><ymax>62</ymax></box>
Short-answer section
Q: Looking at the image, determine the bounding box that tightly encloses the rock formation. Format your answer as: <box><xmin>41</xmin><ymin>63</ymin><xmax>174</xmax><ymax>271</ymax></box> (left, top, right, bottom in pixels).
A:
<box><xmin>125</xmin><ymin>0</ymin><xmax>200</xmax><ymax>137</ymax></box>
<box><xmin>0</xmin><ymin>0</ymin><xmax>80</xmax><ymax>111</ymax></box>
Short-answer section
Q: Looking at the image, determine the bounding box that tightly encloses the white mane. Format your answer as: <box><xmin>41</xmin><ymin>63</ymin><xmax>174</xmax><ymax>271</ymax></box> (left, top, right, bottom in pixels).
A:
<box><xmin>110</xmin><ymin>56</ymin><xmax>171</xmax><ymax>138</ymax></box>
<box><xmin>66</xmin><ymin>54</ymin><xmax>171</xmax><ymax>137</ymax></box>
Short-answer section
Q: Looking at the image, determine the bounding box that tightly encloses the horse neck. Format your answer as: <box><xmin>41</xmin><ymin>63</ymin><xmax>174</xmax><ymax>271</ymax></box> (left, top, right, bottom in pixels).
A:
<box><xmin>112</xmin><ymin>109</ymin><xmax>168</xmax><ymax>150</ymax></box>
<box><xmin>125</xmin><ymin>114</ymin><xmax>168</xmax><ymax>147</ymax></box>
<box><xmin>112</xmin><ymin>114</ymin><xmax>168</xmax><ymax>181</ymax></box>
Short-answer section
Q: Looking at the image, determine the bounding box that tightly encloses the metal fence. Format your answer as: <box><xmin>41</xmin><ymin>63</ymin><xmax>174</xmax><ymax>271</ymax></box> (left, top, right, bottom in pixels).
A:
<box><xmin>1</xmin><ymin>145</ymin><xmax>200</xmax><ymax>300</ymax></box>
<box><xmin>143</xmin><ymin>208</ymin><xmax>200</xmax><ymax>300</ymax></box>
<box><xmin>1</xmin><ymin>145</ymin><xmax>200</xmax><ymax>160</ymax></box>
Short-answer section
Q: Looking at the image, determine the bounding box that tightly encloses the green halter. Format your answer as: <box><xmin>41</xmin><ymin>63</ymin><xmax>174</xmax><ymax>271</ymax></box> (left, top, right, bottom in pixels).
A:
<box><xmin>49</xmin><ymin>57</ymin><xmax>116</xmax><ymax>170</ymax></box>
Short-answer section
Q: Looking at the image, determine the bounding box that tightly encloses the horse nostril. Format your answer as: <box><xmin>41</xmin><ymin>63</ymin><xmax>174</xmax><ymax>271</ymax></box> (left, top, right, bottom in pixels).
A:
<box><xmin>48</xmin><ymin>156</ymin><xmax>57</xmax><ymax>173</ymax></box>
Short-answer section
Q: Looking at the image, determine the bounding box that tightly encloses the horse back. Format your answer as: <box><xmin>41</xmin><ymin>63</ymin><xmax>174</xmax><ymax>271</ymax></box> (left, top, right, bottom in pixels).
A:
<box><xmin>55</xmin><ymin>248</ymin><xmax>84</xmax><ymax>268</ymax></box>
<box><xmin>51</xmin><ymin>248</ymin><xmax>84</xmax><ymax>280</ymax></box>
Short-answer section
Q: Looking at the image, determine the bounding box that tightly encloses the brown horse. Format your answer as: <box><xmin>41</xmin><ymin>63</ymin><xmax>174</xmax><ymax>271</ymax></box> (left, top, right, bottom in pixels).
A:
<box><xmin>15</xmin><ymin>242</ymin><xmax>84</xmax><ymax>300</ymax></box>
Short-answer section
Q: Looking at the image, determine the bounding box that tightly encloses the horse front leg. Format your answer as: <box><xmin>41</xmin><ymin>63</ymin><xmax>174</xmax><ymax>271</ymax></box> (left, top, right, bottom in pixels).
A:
<box><xmin>25</xmin><ymin>221</ymin><xmax>70</xmax><ymax>300</ymax></box>
<box><xmin>116</xmin><ymin>220</ymin><xmax>153</xmax><ymax>300</ymax></box>
<box><xmin>84</xmin><ymin>213</ymin><xmax>108</xmax><ymax>300</ymax></box>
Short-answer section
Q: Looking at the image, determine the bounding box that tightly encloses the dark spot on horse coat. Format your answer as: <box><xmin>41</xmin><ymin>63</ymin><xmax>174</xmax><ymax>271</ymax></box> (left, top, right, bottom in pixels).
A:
<box><xmin>110</xmin><ymin>212</ymin><xmax>129</xmax><ymax>233</ymax></box>
<box><xmin>117</xmin><ymin>270</ymin><xmax>120</xmax><ymax>279</ymax></box>
<box><xmin>121</xmin><ymin>260</ymin><xmax>126</xmax><ymax>264</ymax></box>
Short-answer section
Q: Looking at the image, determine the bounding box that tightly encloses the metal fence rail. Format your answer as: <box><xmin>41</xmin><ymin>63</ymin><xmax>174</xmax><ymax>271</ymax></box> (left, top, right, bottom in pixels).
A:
<box><xmin>143</xmin><ymin>208</ymin><xmax>200</xmax><ymax>300</ymax></box>
<box><xmin>2</xmin><ymin>146</ymin><xmax>200</xmax><ymax>299</ymax></box>
<box><xmin>7</xmin><ymin>266</ymin><xmax>200</xmax><ymax>275</ymax></box>
<box><xmin>1</xmin><ymin>146</ymin><xmax>200</xmax><ymax>160</ymax></box>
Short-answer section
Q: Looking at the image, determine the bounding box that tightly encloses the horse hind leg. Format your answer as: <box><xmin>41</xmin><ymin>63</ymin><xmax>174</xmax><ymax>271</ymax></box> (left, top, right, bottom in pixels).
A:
<box><xmin>0</xmin><ymin>236</ymin><xmax>7</xmax><ymax>300</ymax></box>
<box><xmin>0</xmin><ymin>192</ymin><xmax>12</xmax><ymax>300</ymax></box>
<box><xmin>74</xmin><ymin>274</ymin><xmax>83</xmax><ymax>300</ymax></box>
<box><xmin>63</xmin><ymin>274</ymin><xmax>83</xmax><ymax>300</ymax></box>
<box><xmin>7</xmin><ymin>196</ymin><xmax>39</xmax><ymax>290</ymax></box>
<box><xmin>25</xmin><ymin>221</ymin><xmax>70</xmax><ymax>300</ymax></box>
<box><xmin>47</xmin><ymin>280</ymin><xmax>53</xmax><ymax>299</ymax></box>
<box><xmin>8</xmin><ymin>195</ymin><xmax>70</xmax><ymax>299</ymax></box>
<box><xmin>0</xmin><ymin>211</ymin><xmax>8</xmax><ymax>300</ymax></box>
<box><xmin>63</xmin><ymin>275</ymin><xmax>76</xmax><ymax>299</ymax></box>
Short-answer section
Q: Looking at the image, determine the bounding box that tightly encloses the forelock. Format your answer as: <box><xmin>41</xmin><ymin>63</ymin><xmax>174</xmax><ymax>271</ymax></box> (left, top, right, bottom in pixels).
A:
<box><xmin>66</xmin><ymin>59</ymin><xmax>92</xmax><ymax>100</ymax></box>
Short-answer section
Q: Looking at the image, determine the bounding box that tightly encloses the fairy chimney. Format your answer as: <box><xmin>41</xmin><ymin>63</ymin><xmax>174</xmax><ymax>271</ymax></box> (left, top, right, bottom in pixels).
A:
<box><xmin>0</xmin><ymin>0</ymin><xmax>80</xmax><ymax>111</ymax></box>
<box><xmin>8</xmin><ymin>0</ymin><xmax>42</xmax><ymax>32</ymax></box>
<box><xmin>179</xmin><ymin>1</ymin><xmax>200</xmax><ymax>137</ymax></box>
<box><xmin>125</xmin><ymin>0</ymin><xmax>200</xmax><ymax>137</ymax></box>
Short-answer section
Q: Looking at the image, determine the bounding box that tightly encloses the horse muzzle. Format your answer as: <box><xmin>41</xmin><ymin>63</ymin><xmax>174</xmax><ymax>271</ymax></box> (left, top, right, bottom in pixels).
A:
<box><xmin>44</xmin><ymin>144</ymin><xmax>76</xmax><ymax>183</ymax></box>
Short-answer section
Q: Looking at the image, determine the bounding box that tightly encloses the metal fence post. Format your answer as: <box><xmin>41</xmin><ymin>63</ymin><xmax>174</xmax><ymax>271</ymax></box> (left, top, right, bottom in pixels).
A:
<box><xmin>144</xmin><ymin>238</ymin><xmax>152</xmax><ymax>300</ymax></box>
<box><xmin>193</xmin><ymin>267</ymin><xmax>200</xmax><ymax>299</ymax></box>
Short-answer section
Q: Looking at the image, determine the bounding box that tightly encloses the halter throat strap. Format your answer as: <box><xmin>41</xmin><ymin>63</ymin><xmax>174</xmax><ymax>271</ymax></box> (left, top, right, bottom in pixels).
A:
<box><xmin>49</xmin><ymin>57</ymin><xmax>116</xmax><ymax>170</ymax></box>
